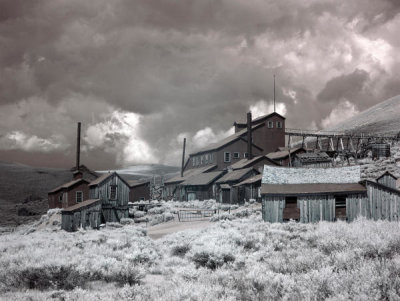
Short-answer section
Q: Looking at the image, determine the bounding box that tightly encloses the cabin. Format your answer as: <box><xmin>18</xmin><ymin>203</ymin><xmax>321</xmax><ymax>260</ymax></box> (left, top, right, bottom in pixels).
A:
<box><xmin>89</xmin><ymin>172</ymin><xmax>130</xmax><ymax>222</ymax></box>
<box><xmin>266</xmin><ymin>147</ymin><xmax>306</xmax><ymax>166</ymax></box>
<box><xmin>233</xmin><ymin>174</ymin><xmax>263</xmax><ymax>203</ymax></box>
<box><xmin>261</xmin><ymin>165</ymin><xmax>366</xmax><ymax>223</ymax></box>
<box><xmin>177</xmin><ymin>171</ymin><xmax>224</xmax><ymax>201</ymax></box>
<box><xmin>293</xmin><ymin>151</ymin><xmax>332</xmax><ymax>168</ymax></box>
<box><xmin>128</xmin><ymin>180</ymin><xmax>151</xmax><ymax>202</ymax></box>
<box><xmin>61</xmin><ymin>199</ymin><xmax>101</xmax><ymax>232</ymax></box>
<box><xmin>48</xmin><ymin>173</ymin><xmax>90</xmax><ymax>209</ymax></box>
<box><xmin>216</xmin><ymin>167</ymin><xmax>259</xmax><ymax>204</ymax></box>
<box><xmin>185</xmin><ymin>112</ymin><xmax>285</xmax><ymax>172</ymax></box>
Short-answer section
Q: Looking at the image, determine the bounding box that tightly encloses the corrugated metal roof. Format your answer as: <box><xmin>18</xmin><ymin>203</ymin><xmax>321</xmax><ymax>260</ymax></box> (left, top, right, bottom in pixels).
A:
<box><xmin>233</xmin><ymin>174</ymin><xmax>262</xmax><ymax>187</ymax></box>
<box><xmin>48</xmin><ymin>178</ymin><xmax>89</xmax><ymax>194</ymax></box>
<box><xmin>180</xmin><ymin>171</ymin><xmax>224</xmax><ymax>186</ymax></box>
<box><xmin>62</xmin><ymin>199</ymin><xmax>101</xmax><ymax>213</ymax></box>
<box><xmin>216</xmin><ymin>167</ymin><xmax>255</xmax><ymax>184</ymax></box>
<box><xmin>262</xmin><ymin>165</ymin><xmax>361</xmax><ymax>184</ymax></box>
<box><xmin>261</xmin><ymin>183</ymin><xmax>366</xmax><ymax>195</ymax></box>
<box><xmin>190</xmin><ymin>123</ymin><xmax>264</xmax><ymax>155</ymax></box>
<box><xmin>164</xmin><ymin>165</ymin><xmax>217</xmax><ymax>184</ymax></box>
<box><xmin>266</xmin><ymin>147</ymin><xmax>303</xmax><ymax>160</ymax></box>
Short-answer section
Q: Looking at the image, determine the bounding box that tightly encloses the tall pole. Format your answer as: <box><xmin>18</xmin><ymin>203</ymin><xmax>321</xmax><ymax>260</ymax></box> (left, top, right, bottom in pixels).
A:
<box><xmin>273</xmin><ymin>74</ymin><xmax>276</xmax><ymax>113</ymax></box>
<box><xmin>76</xmin><ymin>122</ymin><xmax>81</xmax><ymax>170</ymax></box>
<box><xmin>181</xmin><ymin>138</ymin><xmax>186</xmax><ymax>177</ymax></box>
<box><xmin>247</xmin><ymin>112</ymin><xmax>253</xmax><ymax>160</ymax></box>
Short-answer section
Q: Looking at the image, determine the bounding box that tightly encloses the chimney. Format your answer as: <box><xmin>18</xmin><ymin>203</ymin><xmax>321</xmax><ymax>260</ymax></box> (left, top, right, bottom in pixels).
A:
<box><xmin>73</xmin><ymin>170</ymin><xmax>83</xmax><ymax>180</ymax></box>
<box><xmin>247</xmin><ymin>112</ymin><xmax>253</xmax><ymax>160</ymax></box>
<box><xmin>181</xmin><ymin>138</ymin><xmax>186</xmax><ymax>177</ymax></box>
<box><xmin>76</xmin><ymin>122</ymin><xmax>81</xmax><ymax>170</ymax></box>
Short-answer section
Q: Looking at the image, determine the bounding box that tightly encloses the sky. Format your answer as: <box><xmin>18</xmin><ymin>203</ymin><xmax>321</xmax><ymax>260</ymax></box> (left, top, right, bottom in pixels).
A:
<box><xmin>0</xmin><ymin>0</ymin><xmax>400</xmax><ymax>169</ymax></box>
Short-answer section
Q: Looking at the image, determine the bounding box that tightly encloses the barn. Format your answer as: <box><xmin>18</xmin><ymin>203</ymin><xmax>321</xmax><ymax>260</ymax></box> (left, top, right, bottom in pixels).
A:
<box><xmin>89</xmin><ymin>172</ymin><xmax>130</xmax><ymax>222</ymax></box>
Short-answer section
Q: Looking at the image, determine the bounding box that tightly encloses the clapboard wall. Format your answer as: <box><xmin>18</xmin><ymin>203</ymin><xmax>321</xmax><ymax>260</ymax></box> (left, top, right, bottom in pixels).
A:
<box><xmin>61</xmin><ymin>201</ymin><xmax>101</xmax><ymax>232</ymax></box>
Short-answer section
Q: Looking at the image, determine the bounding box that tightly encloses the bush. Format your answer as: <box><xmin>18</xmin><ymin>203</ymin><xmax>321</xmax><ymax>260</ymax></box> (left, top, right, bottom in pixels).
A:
<box><xmin>191</xmin><ymin>251</ymin><xmax>235</xmax><ymax>270</ymax></box>
<box><xmin>171</xmin><ymin>244</ymin><xmax>191</xmax><ymax>257</ymax></box>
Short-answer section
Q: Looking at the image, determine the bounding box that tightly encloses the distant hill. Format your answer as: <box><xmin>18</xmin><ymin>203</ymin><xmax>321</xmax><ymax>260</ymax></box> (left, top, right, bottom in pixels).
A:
<box><xmin>97</xmin><ymin>164</ymin><xmax>180</xmax><ymax>181</ymax></box>
<box><xmin>327</xmin><ymin>95</ymin><xmax>400</xmax><ymax>135</ymax></box>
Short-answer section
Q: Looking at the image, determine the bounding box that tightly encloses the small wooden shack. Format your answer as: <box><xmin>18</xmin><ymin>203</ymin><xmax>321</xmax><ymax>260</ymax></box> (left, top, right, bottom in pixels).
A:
<box><xmin>61</xmin><ymin>199</ymin><xmax>101</xmax><ymax>232</ymax></box>
<box><xmin>178</xmin><ymin>171</ymin><xmax>224</xmax><ymax>201</ymax></box>
<box><xmin>128</xmin><ymin>180</ymin><xmax>151</xmax><ymax>202</ymax></box>
<box><xmin>216</xmin><ymin>167</ymin><xmax>259</xmax><ymax>204</ymax></box>
<box><xmin>233</xmin><ymin>174</ymin><xmax>263</xmax><ymax>203</ymax></box>
<box><xmin>89</xmin><ymin>172</ymin><xmax>130</xmax><ymax>222</ymax></box>
<box><xmin>266</xmin><ymin>147</ymin><xmax>305</xmax><ymax>166</ymax></box>
<box><xmin>293</xmin><ymin>151</ymin><xmax>332</xmax><ymax>168</ymax></box>
<box><xmin>261</xmin><ymin>165</ymin><xmax>366</xmax><ymax>223</ymax></box>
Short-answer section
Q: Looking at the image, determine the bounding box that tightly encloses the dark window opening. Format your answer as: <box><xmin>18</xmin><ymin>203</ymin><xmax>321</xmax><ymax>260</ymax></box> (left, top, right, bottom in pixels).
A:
<box><xmin>233</xmin><ymin>152</ymin><xmax>240</xmax><ymax>159</ymax></box>
<box><xmin>335</xmin><ymin>195</ymin><xmax>347</xmax><ymax>220</ymax></box>
<box><xmin>283</xmin><ymin>196</ymin><xmax>300</xmax><ymax>221</ymax></box>
<box><xmin>109</xmin><ymin>185</ymin><xmax>117</xmax><ymax>200</ymax></box>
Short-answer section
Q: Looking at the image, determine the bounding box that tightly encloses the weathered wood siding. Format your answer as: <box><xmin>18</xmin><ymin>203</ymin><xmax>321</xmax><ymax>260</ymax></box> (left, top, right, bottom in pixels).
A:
<box><xmin>299</xmin><ymin>195</ymin><xmax>336</xmax><ymax>223</ymax></box>
<box><xmin>262</xmin><ymin>196</ymin><xmax>285</xmax><ymax>222</ymax></box>
<box><xmin>61</xmin><ymin>203</ymin><xmax>101</xmax><ymax>232</ymax></box>
<box><xmin>89</xmin><ymin>174</ymin><xmax>130</xmax><ymax>222</ymax></box>
<box><xmin>377</xmin><ymin>174</ymin><xmax>397</xmax><ymax>189</ymax></box>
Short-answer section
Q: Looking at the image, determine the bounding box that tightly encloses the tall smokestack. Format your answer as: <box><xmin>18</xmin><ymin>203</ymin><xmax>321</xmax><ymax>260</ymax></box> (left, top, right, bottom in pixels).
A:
<box><xmin>247</xmin><ymin>112</ymin><xmax>253</xmax><ymax>160</ymax></box>
<box><xmin>181</xmin><ymin>138</ymin><xmax>186</xmax><ymax>177</ymax></box>
<box><xmin>76</xmin><ymin>122</ymin><xmax>81</xmax><ymax>170</ymax></box>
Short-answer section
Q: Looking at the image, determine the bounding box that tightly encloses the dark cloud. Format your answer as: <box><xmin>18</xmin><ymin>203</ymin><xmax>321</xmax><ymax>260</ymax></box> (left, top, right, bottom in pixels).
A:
<box><xmin>0</xmin><ymin>0</ymin><xmax>399</xmax><ymax>168</ymax></box>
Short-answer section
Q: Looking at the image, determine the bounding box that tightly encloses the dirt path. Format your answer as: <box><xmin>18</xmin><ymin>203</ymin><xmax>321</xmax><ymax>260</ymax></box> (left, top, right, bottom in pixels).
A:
<box><xmin>147</xmin><ymin>218</ymin><xmax>212</xmax><ymax>239</ymax></box>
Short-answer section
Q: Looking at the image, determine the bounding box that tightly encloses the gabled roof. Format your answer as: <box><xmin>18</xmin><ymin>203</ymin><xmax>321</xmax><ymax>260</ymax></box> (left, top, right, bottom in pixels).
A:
<box><xmin>234</xmin><ymin>112</ymin><xmax>286</xmax><ymax>126</ymax></box>
<box><xmin>230</xmin><ymin>155</ymin><xmax>280</xmax><ymax>170</ymax></box>
<box><xmin>266</xmin><ymin>147</ymin><xmax>304</xmax><ymax>160</ymax></box>
<box><xmin>376</xmin><ymin>171</ymin><xmax>398</xmax><ymax>181</ymax></box>
<box><xmin>128</xmin><ymin>180</ymin><xmax>151</xmax><ymax>188</ymax></box>
<box><xmin>180</xmin><ymin>171</ymin><xmax>224</xmax><ymax>186</ymax></box>
<box><xmin>48</xmin><ymin>178</ymin><xmax>89</xmax><ymax>194</ymax></box>
<box><xmin>164</xmin><ymin>165</ymin><xmax>217</xmax><ymax>184</ymax></box>
<box><xmin>216</xmin><ymin>167</ymin><xmax>256</xmax><ymax>184</ymax></box>
<box><xmin>89</xmin><ymin>172</ymin><xmax>130</xmax><ymax>188</ymax></box>
<box><xmin>190</xmin><ymin>123</ymin><xmax>265</xmax><ymax>155</ymax></box>
<box><xmin>261</xmin><ymin>183</ymin><xmax>366</xmax><ymax>196</ymax></box>
<box><xmin>62</xmin><ymin>199</ymin><xmax>101</xmax><ymax>213</ymax></box>
<box><xmin>233</xmin><ymin>174</ymin><xmax>262</xmax><ymax>187</ymax></box>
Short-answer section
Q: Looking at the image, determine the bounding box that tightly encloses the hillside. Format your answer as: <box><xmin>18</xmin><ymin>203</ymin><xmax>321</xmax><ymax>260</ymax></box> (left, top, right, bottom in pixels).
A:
<box><xmin>328</xmin><ymin>95</ymin><xmax>400</xmax><ymax>135</ymax></box>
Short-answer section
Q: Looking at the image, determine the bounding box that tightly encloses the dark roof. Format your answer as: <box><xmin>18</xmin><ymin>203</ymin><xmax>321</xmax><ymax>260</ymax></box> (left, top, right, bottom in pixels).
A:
<box><xmin>180</xmin><ymin>171</ymin><xmax>224</xmax><ymax>186</ymax></box>
<box><xmin>376</xmin><ymin>171</ymin><xmax>398</xmax><ymax>181</ymax></box>
<box><xmin>164</xmin><ymin>165</ymin><xmax>217</xmax><ymax>184</ymax></box>
<box><xmin>295</xmin><ymin>152</ymin><xmax>331</xmax><ymax>163</ymax></box>
<box><xmin>216</xmin><ymin>167</ymin><xmax>256</xmax><ymax>184</ymax></box>
<box><xmin>89</xmin><ymin>172</ymin><xmax>130</xmax><ymax>188</ymax></box>
<box><xmin>230</xmin><ymin>155</ymin><xmax>280</xmax><ymax>170</ymax></box>
<box><xmin>62</xmin><ymin>199</ymin><xmax>101</xmax><ymax>213</ymax></box>
<box><xmin>48</xmin><ymin>178</ymin><xmax>89</xmax><ymax>194</ymax></box>
<box><xmin>234</xmin><ymin>112</ymin><xmax>286</xmax><ymax>126</ymax></box>
<box><xmin>261</xmin><ymin>183</ymin><xmax>366</xmax><ymax>196</ymax></box>
<box><xmin>128</xmin><ymin>180</ymin><xmax>150</xmax><ymax>188</ymax></box>
<box><xmin>233</xmin><ymin>174</ymin><xmax>262</xmax><ymax>187</ymax></box>
<box><xmin>266</xmin><ymin>147</ymin><xmax>304</xmax><ymax>160</ymax></box>
<box><xmin>190</xmin><ymin>123</ymin><xmax>265</xmax><ymax>155</ymax></box>
<box><xmin>70</xmin><ymin>164</ymin><xmax>99</xmax><ymax>180</ymax></box>
<box><xmin>362</xmin><ymin>180</ymin><xmax>400</xmax><ymax>196</ymax></box>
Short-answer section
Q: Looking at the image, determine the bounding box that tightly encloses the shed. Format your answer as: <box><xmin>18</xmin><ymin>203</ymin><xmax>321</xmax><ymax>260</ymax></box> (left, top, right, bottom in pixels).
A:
<box><xmin>233</xmin><ymin>174</ymin><xmax>263</xmax><ymax>203</ymax></box>
<box><xmin>178</xmin><ymin>171</ymin><xmax>224</xmax><ymax>201</ymax></box>
<box><xmin>261</xmin><ymin>165</ymin><xmax>365</xmax><ymax>223</ymax></box>
<box><xmin>61</xmin><ymin>199</ymin><xmax>101</xmax><ymax>232</ymax></box>
<box><xmin>293</xmin><ymin>151</ymin><xmax>332</xmax><ymax>168</ymax></box>
<box><xmin>376</xmin><ymin>171</ymin><xmax>398</xmax><ymax>189</ymax></box>
<box><xmin>266</xmin><ymin>147</ymin><xmax>306</xmax><ymax>166</ymax></box>
<box><xmin>128</xmin><ymin>180</ymin><xmax>151</xmax><ymax>202</ymax></box>
<box><xmin>89</xmin><ymin>172</ymin><xmax>130</xmax><ymax>222</ymax></box>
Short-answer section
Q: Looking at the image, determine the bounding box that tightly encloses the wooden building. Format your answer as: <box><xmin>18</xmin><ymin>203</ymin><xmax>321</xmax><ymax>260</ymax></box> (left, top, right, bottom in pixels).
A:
<box><xmin>376</xmin><ymin>171</ymin><xmax>398</xmax><ymax>189</ymax></box>
<box><xmin>261</xmin><ymin>165</ymin><xmax>365</xmax><ymax>223</ymax></box>
<box><xmin>266</xmin><ymin>147</ymin><xmax>305</xmax><ymax>166</ymax></box>
<box><xmin>293</xmin><ymin>151</ymin><xmax>332</xmax><ymax>168</ymax></box>
<box><xmin>233</xmin><ymin>174</ymin><xmax>263</xmax><ymax>203</ymax></box>
<box><xmin>128</xmin><ymin>180</ymin><xmax>151</xmax><ymax>202</ymax></box>
<box><xmin>48</xmin><ymin>177</ymin><xmax>89</xmax><ymax>209</ymax></box>
<box><xmin>216</xmin><ymin>167</ymin><xmax>259</xmax><ymax>203</ymax></box>
<box><xmin>61</xmin><ymin>199</ymin><xmax>101</xmax><ymax>232</ymax></box>
<box><xmin>185</xmin><ymin>112</ymin><xmax>285</xmax><ymax>172</ymax></box>
<box><xmin>89</xmin><ymin>172</ymin><xmax>130</xmax><ymax>222</ymax></box>
<box><xmin>177</xmin><ymin>171</ymin><xmax>224</xmax><ymax>201</ymax></box>
<box><xmin>229</xmin><ymin>155</ymin><xmax>280</xmax><ymax>172</ymax></box>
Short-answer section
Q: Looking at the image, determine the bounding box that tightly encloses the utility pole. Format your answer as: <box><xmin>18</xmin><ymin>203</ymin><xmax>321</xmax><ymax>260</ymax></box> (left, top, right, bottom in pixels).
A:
<box><xmin>273</xmin><ymin>74</ymin><xmax>276</xmax><ymax>113</ymax></box>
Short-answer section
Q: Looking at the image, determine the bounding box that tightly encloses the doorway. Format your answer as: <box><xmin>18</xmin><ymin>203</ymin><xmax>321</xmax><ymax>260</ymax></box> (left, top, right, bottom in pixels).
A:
<box><xmin>335</xmin><ymin>196</ymin><xmax>347</xmax><ymax>220</ymax></box>
<box><xmin>283</xmin><ymin>196</ymin><xmax>300</xmax><ymax>221</ymax></box>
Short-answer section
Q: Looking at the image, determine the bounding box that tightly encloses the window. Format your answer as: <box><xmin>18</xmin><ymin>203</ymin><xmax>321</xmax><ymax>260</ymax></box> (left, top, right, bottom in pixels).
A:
<box><xmin>59</xmin><ymin>193</ymin><xmax>63</xmax><ymax>202</ymax></box>
<box><xmin>140</xmin><ymin>197</ymin><xmax>145</xmax><ymax>202</ymax></box>
<box><xmin>109</xmin><ymin>185</ymin><xmax>117</xmax><ymax>200</ymax></box>
<box><xmin>268</xmin><ymin>121</ymin><xmax>274</xmax><ymax>128</ymax></box>
<box><xmin>224</xmin><ymin>152</ymin><xmax>231</xmax><ymax>163</ymax></box>
<box><xmin>205</xmin><ymin>154</ymin><xmax>209</xmax><ymax>164</ymax></box>
<box><xmin>276</xmin><ymin>121</ymin><xmax>282</xmax><ymax>128</ymax></box>
<box><xmin>76</xmin><ymin>191</ymin><xmax>83</xmax><ymax>203</ymax></box>
<box><xmin>210</xmin><ymin>153</ymin><xmax>214</xmax><ymax>163</ymax></box>
<box><xmin>233</xmin><ymin>152</ymin><xmax>240</xmax><ymax>159</ymax></box>
<box><xmin>244</xmin><ymin>152</ymin><xmax>249</xmax><ymax>158</ymax></box>
<box><xmin>201</xmin><ymin>155</ymin><xmax>204</xmax><ymax>165</ymax></box>
<box><xmin>192</xmin><ymin>157</ymin><xmax>195</xmax><ymax>167</ymax></box>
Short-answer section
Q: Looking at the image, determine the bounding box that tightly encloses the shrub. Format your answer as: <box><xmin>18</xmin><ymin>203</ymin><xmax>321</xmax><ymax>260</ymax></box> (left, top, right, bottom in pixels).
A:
<box><xmin>171</xmin><ymin>244</ymin><xmax>191</xmax><ymax>257</ymax></box>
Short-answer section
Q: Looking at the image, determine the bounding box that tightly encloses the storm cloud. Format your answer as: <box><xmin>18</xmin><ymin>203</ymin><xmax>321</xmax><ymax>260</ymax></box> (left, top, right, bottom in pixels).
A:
<box><xmin>0</xmin><ymin>0</ymin><xmax>399</xmax><ymax>168</ymax></box>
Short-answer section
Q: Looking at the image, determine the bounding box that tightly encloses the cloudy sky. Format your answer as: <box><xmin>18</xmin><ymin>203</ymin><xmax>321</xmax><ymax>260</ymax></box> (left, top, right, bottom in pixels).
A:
<box><xmin>1</xmin><ymin>0</ymin><xmax>400</xmax><ymax>169</ymax></box>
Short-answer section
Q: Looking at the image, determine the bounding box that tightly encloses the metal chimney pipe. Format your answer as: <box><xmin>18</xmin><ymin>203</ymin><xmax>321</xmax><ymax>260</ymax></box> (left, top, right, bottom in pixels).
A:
<box><xmin>76</xmin><ymin>122</ymin><xmax>81</xmax><ymax>170</ymax></box>
<box><xmin>247</xmin><ymin>112</ymin><xmax>253</xmax><ymax>160</ymax></box>
<box><xmin>181</xmin><ymin>138</ymin><xmax>186</xmax><ymax>177</ymax></box>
